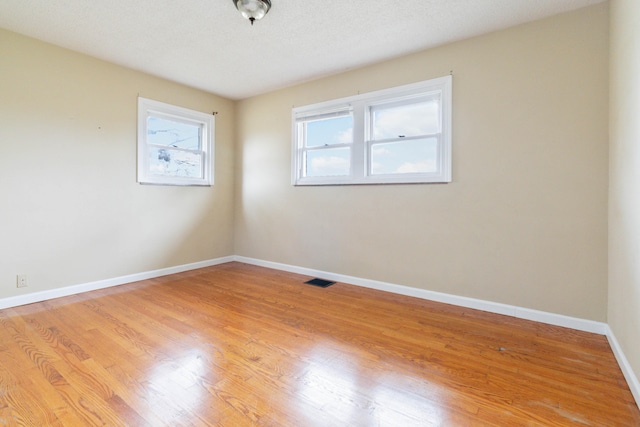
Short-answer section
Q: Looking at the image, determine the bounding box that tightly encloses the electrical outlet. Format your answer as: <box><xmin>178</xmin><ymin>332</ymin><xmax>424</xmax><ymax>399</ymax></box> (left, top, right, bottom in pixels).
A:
<box><xmin>16</xmin><ymin>275</ymin><xmax>27</xmax><ymax>288</ymax></box>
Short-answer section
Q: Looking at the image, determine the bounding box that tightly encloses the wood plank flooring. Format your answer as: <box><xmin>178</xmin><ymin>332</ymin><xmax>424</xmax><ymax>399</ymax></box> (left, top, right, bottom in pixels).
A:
<box><xmin>0</xmin><ymin>262</ymin><xmax>637</xmax><ymax>426</ymax></box>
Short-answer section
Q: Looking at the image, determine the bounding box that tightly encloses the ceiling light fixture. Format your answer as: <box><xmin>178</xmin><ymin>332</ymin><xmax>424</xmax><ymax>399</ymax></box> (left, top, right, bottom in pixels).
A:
<box><xmin>233</xmin><ymin>0</ymin><xmax>271</xmax><ymax>26</ymax></box>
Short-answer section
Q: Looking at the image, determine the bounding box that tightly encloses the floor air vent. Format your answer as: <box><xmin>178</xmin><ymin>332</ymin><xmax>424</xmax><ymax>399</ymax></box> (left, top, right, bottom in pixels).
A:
<box><xmin>304</xmin><ymin>278</ymin><xmax>335</xmax><ymax>288</ymax></box>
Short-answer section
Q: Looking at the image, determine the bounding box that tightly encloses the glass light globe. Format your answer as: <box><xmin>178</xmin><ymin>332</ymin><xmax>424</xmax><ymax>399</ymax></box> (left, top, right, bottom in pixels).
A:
<box><xmin>234</xmin><ymin>0</ymin><xmax>271</xmax><ymax>24</ymax></box>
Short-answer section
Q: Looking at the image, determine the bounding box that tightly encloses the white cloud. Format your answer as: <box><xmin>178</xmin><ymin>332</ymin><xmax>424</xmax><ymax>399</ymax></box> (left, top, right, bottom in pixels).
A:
<box><xmin>372</xmin><ymin>147</ymin><xmax>392</xmax><ymax>156</ymax></box>
<box><xmin>310</xmin><ymin>156</ymin><xmax>349</xmax><ymax>175</ymax></box>
<box><xmin>337</xmin><ymin>128</ymin><xmax>352</xmax><ymax>144</ymax></box>
<box><xmin>396</xmin><ymin>160</ymin><xmax>436</xmax><ymax>174</ymax></box>
<box><xmin>373</xmin><ymin>101</ymin><xmax>439</xmax><ymax>139</ymax></box>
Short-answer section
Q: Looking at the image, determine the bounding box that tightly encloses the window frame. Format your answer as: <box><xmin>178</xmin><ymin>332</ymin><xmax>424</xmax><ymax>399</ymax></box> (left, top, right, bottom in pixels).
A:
<box><xmin>291</xmin><ymin>75</ymin><xmax>452</xmax><ymax>186</ymax></box>
<box><xmin>296</xmin><ymin>106</ymin><xmax>354</xmax><ymax>181</ymax></box>
<box><xmin>137</xmin><ymin>97</ymin><xmax>214</xmax><ymax>186</ymax></box>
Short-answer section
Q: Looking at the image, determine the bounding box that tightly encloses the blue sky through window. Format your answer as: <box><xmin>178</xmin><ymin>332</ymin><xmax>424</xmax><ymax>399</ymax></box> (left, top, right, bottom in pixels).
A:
<box><xmin>306</xmin><ymin>147</ymin><xmax>351</xmax><ymax>177</ymax></box>
<box><xmin>371</xmin><ymin>138</ymin><xmax>438</xmax><ymax>175</ymax></box>
<box><xmin>306</xmin><ymin>115</ymin><xmax>352</xmax><ymax>147</ymax></box>
<box><xmin>372</xmin><ymin>100</ymin><xmax>439</xmax><ymax>140</ymax></box>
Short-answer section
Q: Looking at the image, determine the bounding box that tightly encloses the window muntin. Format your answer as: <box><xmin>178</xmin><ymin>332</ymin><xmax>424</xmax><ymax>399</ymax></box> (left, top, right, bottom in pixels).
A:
<box><xmin>138</xmin><ymin>98</ymin><xmax>214</xmax><ymax>186</ymax></box>
<box><xmin>292</xmin><ymin>75</ymin><xmax>451</xmax><ymax>185</ymax></box>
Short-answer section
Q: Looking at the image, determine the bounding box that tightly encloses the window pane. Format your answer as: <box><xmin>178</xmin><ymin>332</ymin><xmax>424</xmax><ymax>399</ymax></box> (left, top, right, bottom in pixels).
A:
<box><xmin>147</xmin><ymin>116</ymin><xmax>201</xmax><ymax>150</ymax></box>
<box><xmin>370</xmin><ymin>138</ymin><xmax>438</xmax><ymax>175</ymax></box>
<box><xmin>305</xmin><ymin>115</ymin><xmax>353</xmax><ymax>147</ymax></box>
<box><xmin>149</xmin><ymin>147</ymin><xmax>203</xmax><ymax>178</ymax></box>
<box><xmin>305</xmin><ymin>147</ymin><xmax>350</xmax><ymax>177</ymax></box>
<box><xmin>372</xmin><ymin>99</ymin><xmax>440</xmax><ymax>140</ymax></box>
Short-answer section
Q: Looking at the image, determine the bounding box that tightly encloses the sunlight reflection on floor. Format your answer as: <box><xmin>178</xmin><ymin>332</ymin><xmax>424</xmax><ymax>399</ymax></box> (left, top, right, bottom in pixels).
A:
<box><xmin>294</xmin><ymin>343</ymin><xmax>445</xmax><ymax>426</ymax></box>
<box><xmin>145</xmin><ymin>350</ymin><xmax>211</xmax><ymax>420</ymax></box>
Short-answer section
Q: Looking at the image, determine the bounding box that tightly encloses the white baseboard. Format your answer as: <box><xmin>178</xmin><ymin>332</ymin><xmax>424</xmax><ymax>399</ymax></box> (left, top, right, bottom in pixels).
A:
<box><xmin>234</xmin><ymin>256</ymin><xmax>608</xmax><ymax>335</ymax></box>
<box><xmin>606</xmin><ymin>326</ymin><xmax>640</xmax><ymax>407</ymax></box>
<box><xmin>0</xmin><ymin>256</ymin><xmax>235</xmax><ymax>310</ymax></box>
<box><xmin>1</xmin><ymin>255</ymin><xmax>636</xmax><ymax>409</ymax></box>
<box><xmin>235</xmin><ymin>256</ymin><xmax>639</xmax><ymax>408</ymax></box>
<box><xmin>2</xmin><ymin>255</ymin><xmax>608</xmax><ymax>335</ymax></box>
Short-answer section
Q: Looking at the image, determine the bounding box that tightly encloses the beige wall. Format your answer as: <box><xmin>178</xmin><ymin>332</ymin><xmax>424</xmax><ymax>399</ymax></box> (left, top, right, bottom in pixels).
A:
<box><xmin>235</xmin><ymin>4</ymin><xmax>609</xmax><ymax>321</ymax></box>
<box><xmin>0</xmin><ymin>5</ymin><xmax>612</xmax><ymax>324</ymax></box>
<box><xmin>609</xmin><ymin>0</ymin><xmax>640</xmax><ymax>386</ymax></box>
<box><xmin>0</xmin><ymin>29</ymin><xmax>236</xmax><ymax>296</ymax></box>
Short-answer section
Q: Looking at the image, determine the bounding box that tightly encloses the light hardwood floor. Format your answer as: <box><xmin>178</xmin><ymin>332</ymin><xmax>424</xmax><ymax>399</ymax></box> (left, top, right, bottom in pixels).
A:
<box><xmin>0</xmin><ymin>262</ymin><xmax>637</xmax><ymax>426</ymax></box>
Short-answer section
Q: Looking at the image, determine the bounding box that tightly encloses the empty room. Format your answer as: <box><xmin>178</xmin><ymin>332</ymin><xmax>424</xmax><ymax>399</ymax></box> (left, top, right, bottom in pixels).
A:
<box><xmin>1</xmin><ymin>0</ymin><xmax>639</xmax><ymax>425</ymax></box>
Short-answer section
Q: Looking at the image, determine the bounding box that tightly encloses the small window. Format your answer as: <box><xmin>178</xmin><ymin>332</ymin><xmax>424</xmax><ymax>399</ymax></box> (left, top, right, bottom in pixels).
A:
<box><xmin>292</xmin><ymin>75</ymin><xmax>452</xmax><ymax>185</ymax></box>
<box><xmin>298</xmin><ymin>108</ymin><xmax>353</xmax><ymax>178</ymax></box>
<box><xmin>137</xmin><ymin>97</ymin><xmax>214</xmax><ymax>186</ymax></box>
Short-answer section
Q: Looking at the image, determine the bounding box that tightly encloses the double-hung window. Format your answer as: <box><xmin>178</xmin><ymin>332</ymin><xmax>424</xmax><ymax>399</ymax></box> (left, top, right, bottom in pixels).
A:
<box><xmin>292</xmin><ymin>75</ymin><xmax>452</xmax><ymax>185</ymax></box>
<box><xmin>137</xmin><ymin>97</ymin><xmax>214</xmax><ymax>186</ymax></box>
<box><xmin>295</xmin><ymin>106</ymin><xmax>354</xmax><ymax>181</ymax></box>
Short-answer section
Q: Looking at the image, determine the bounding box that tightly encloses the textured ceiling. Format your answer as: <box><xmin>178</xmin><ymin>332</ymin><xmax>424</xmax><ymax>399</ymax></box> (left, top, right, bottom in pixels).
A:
<box><xmin>0</xmin><ymin>0</ymin><xmax>605</xmax><ymax>100</ymax></box>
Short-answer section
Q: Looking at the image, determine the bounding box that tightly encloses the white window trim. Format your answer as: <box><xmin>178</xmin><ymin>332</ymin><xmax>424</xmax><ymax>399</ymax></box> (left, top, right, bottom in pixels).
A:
<box><xmin>137</xmin><ymin>97</ymin><xmax>214</xmax><ymax>186</ymax></box>
<box><xmin>291</xmin><ymin>75</ymin><xmax>452</xmax><ymax>186</ymax></box>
